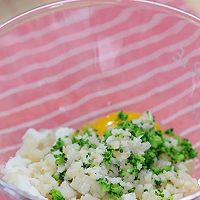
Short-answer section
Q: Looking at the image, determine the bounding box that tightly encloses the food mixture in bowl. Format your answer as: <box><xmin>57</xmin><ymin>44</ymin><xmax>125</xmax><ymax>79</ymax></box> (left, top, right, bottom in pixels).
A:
<box><xmin>1</xmin><ymin>112</ymin><xmax>199</xmax><ymax>200</ymax></box>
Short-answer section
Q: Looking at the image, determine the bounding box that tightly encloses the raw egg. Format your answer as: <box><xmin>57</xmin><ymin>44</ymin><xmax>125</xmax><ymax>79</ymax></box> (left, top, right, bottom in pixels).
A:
<box><xmin>84</xmin><ymin>112</ymin><xmax>161</xmax><ymax>136</ymax></box>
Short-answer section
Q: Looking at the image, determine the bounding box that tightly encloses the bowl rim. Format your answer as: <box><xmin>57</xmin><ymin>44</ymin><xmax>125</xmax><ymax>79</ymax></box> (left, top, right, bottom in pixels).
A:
<box><xmin>0</xmin><ymin>0</ymin><xmax>200</xmax><ymax>200</ymax></box>
<box><xmin>0</xmin><ymin>0</ymin><xmax>200</xmax><ymax>33</ymax></box>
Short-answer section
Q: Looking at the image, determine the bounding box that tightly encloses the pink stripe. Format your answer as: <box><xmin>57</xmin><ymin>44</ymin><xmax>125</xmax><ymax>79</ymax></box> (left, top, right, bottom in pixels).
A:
<box><xmin>0</xmin><ymin>38</ymin><xmax>198</xmax><ymax>123</ymax></box>
<box><xmin>0</xmin><ymin>7</ymin><xmax>134</xmax><ymax>69</ymax></box>
<box><xmin>161</xmin><ymin>109</ymin><xmax>200</xmax><ymax>135</ymax></box>
<box><xmin>0</xmin><ymin>39</ymin><xmax>198</xmax><ymax>150</ymax></box>
<box><xmin>181</xmin><ymin>124</ymin><xmax>200</xmax><ymax>136</ymax></box>
<box><xmin>0</xmin><ymin>33</ymin><xmax>198</xmax><ymax>136</ymax></box>
<box><xmin>162</xmin><ymin>103</ymin><xmax>200</xmax><ymax>126</ymax></box>
<box><xmin>160</xmin><ymin>89</ymin><xmax>200</xmax><ymax>123</ymax></box>
<box><xmin>0</xmin><ymin>21</ymin><xmax>188</xmax><ymax>111</ymax></box>
<box><xmin>0</xmin><ymin>68</ymin><xmax>195</xmax><ymax>138</ymax></box>
<box><xmin>0</xmin><ymin>15</ymin><xmax>170</xmax><ymax>101</ymax></box>
<box><xmin>194</xmin><ymin>140</ymin><xmax>200</xmax><ymax>148</ymax></box>
<box><xmin>63</xmin><ymin>75</ymin><xmax>195</xmax><ymax>127</ymax></box>
<box><xmin>151</xmin><ymin>82</ymin><xmax>200</xmax><ymax>113</ymax></box>
<box><xmin>0</xmin><ymin>73</ymin><xmax>193</xmax><ymax>149</ymax></box>
<box><xmin>0</xmin><ymin>12</ymin><xmax>167</xmax><ymax>85</ymax></box>
<box><xmin>0</xmin><ymin>21</ymin><xmax>197</xmax><ymax>112</ymax></box>
<box><xmin>155</xmin><ymin>89</ymin><xmax>200</xmax><ymax>131</ymax></box>
<box><xmin>0</xmin><ymin>6</ymin><xmax>120</xmax><ymax>50</ymax></box>
<box><xmin>180</xmin><ymin>131</ymin><xmax>200</xmax><ymax>146</ymax></box>
<box><xmin>0</xmin><ymin>144</ymin><xmax>20</xmax><ymax>154</ymax></box>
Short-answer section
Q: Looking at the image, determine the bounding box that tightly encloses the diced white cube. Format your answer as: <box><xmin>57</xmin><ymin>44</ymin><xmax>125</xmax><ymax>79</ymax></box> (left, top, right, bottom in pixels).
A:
<box><xmin>80</xmin><ymin>194</ymin><xmax>99</xmax><ymax>200</ymax></box>
<box><xmin>122</xmin><ymin>193</ymin><xmax>136</xmax><ymax>200</ymax></box>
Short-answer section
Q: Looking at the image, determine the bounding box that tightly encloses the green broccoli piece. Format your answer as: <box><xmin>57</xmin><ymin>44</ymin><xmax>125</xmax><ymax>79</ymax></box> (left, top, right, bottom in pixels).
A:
<box><xmin>128</xmin><ymin>188</ymin><xmax>135</xmax><ymax>193</ymax></box>
<box><xmin>155</xmin><ymin>189</ymin><xmax>164</xmax><ymax>198</ymax></box>
<box><xmin>53</xmin><ymin>153</ymin><xmax>67</xmax><ymax>166</ymax></box>
<box><xmin>52</xmin><ymin>170</ymin><xmax>66</xmax><ymax>185</ymax></box>
<box><xmin>104</xmin><ymin>130</ymin><xmax>112</xmax><ymax>140</ymax></box>
<box><xmin>155</xmin><ymin>180</ymin><xmax>162</xmax><ymax>187</ymax></box>
<box><xmin>119</xmin><ymin>169</ymin><xmax>127</xmax><ymax>177</ymax></box>
<box><xmin>110</xmin><ymin>183</ymin><xmax>124</xmax><ymax>197</ymax></box>
<box><xmin>82</xmin><ymin>160</ymin><xmax>95</xmax><ymax>169</ymax></box>
<box><xmin>167</xmin><ymin>195</ymin><xmax>174</xmax><ymax>200</ymax></box>
<box><xmin>97</xmin><ymin>178</ymin><xmax>110</xmax><ymax>192</ymax></box>
<box><xmin>152</xmin><ymin>167</ymin><xmax>162</xmax><ymax>175</ymax></box>
<box><xmin>103</xmin><ymin>147</ymin><xmax>113</xmax><ymax>165</ymax></box>
<box><xmin>48</xmin><ymin>189</ymin><xmax>65</xmax><ymax>200</ymax></box>
<box><xmin>97</xmin><ymin>178</ymin><xmax>124</xmax><ymax>198</ymax></box>
<box><xmin>118</xmin><ymin>111</ymin><xmax>128</xmax><ymax>121</ymax></box>
<box><xmin>72</xmin><ymin>137</ymin><xmax>89</xmax><ymax>147</ymax></box>
<box><xmin>164</xmin><ymin>129</ymin><xmax>174</xmax><ymax>136</ymax></box>
<box><xmin>50</xmin><ymin>138</ymin><xmax>65</xmax><ymax>153</ymax></box>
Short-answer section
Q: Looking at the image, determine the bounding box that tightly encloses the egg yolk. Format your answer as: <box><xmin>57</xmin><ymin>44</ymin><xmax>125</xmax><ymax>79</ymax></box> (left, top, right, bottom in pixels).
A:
<box><xmin>86</xmin><ymin>112</ymin><xmax>161</xmax><ymax>136</ymax></box>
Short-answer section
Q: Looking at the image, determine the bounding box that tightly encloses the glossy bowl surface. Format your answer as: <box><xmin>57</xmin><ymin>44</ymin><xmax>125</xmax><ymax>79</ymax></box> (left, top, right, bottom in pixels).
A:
<box><xmin>0</xmin><ymin>0</ymin><xmax>200</xmax><ymax>199</ymax></box>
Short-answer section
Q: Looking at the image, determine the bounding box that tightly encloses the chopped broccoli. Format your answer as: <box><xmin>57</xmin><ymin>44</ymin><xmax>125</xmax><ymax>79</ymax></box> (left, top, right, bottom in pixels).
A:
<box><xmin>104</xmin><ymin>130</ymin><xmax>112</xmax><ymax>140</ymax></box>
<box><xmin>110</xmin><ymin>183</ymin><xmax>124</xmax><ymax>197</ymax></box>
<box><xmin>164</xmin><ymin>128</ymin><xmax>174</xmax><ymax>136</ymax></box>
<box><xmin>49</xmin><ymin>111</ymin><xmax>197</xmax><ymax>200</ymax></box>
<box><xmin>155</xmin><ymin>180</ymin><xmax>162</xmax><ymax>187</ymax></box>
<box><xmin>97</xmin><ymin>178</ymin><xmax>110</xmax><ymax>192</ymax></box>
<box><xmin>52</xmin><ymin>170</ymin><xmax>66</xmax><ymax>185</ymax></box>
<box><xmin>97</xmin><ymin>178</ymin><xmax>124</xmax><ymax>198</ymax></box>
<box><xmin>152</xmin><ymin>167</ymin><xmax>162</xmax><ymax>175</ymax></box>
<box><xmin>89</xmin><ymin>143</ymin><xmax>97</xmax><ymax>149</ymax></box>
<box><xmin>50</xmin><ymin>138</ymin><xmax>67</xmax><ymax>166</ymax></box>
<box><xmin>155</xmin><ymin>189</ymin><xmax>164</xmax><ymax>198</ymax></box>
<box><xmin>82</xmin><ymin>160</ymin><xmax>94</xmax><ymax>169</ymax></box>
<box><xmin>50</xmin><ymin>138</ymin><xmax>65</xmax><ymax>153</ymax></box>
<box><xmin>53</xmin><ymin>152</ymin><xmax>67</xmax><ymax>166</ymax></box>
<box><xmin>118</xmin><ymin>111</ymin><xmax>128</xmax><ymax>121</ymax></box>
<box><xmin>167</xmin><ymin>195</ymin><xmax>174</xmax><ymax>200</ymax></box>
<box><xmin>119</xmin><ymin>169</ymin><xmax>126</xmax><ymax>177</ymax></box>
<box><xmin>162</xmin><ymin>165</ymin><xmax>172</xmax><ymax>172</ymax></box>
<box><xmin>103</xmin><ymin>147</ymin><xmax>113</xmax><ymax>165</ymax></box>
<box><xmin>48</xmin><ymin>189</ymin><xmax>65</xmax><ymax>200</ymax></box>
<box><xmin>127</xmin><ymin>154</ymin><xmax>145</xmax><ymax>166</ymax></box>
<box><xmin>72</xmin><ymin>137</ymin><xmax>89</xmax><ymax>147</ymax></box>
<box><xmin>72</xmin><ymin>136</ymin><xmax>97</xmax><ymax>149</ymax></box>
<box><xmin>128</xmin><ymin>188</ymin><xmax>135</xmax><ymax>193</ymax></box>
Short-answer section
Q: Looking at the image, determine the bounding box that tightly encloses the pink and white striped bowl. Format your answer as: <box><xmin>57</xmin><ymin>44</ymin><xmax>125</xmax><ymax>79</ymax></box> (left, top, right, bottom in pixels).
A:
<box><xmin>0</xmin><ymin>0</ymin><xmax>200</xmax><ymax>199</ymax></box>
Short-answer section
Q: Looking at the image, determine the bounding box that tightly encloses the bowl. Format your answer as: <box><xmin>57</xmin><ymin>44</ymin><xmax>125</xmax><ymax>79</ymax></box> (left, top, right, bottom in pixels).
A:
<box><xmin>0</xmin><ymin>0</ymin><xmax>200</xmax><ymax>199</ymax></box>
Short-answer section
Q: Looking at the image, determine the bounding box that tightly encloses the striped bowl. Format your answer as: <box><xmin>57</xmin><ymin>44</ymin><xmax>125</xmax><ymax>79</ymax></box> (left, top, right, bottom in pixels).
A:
<box><xmin>0</xmin><ymin>0</ymin><xmax>200</xmax><ymax>199</ymax></box>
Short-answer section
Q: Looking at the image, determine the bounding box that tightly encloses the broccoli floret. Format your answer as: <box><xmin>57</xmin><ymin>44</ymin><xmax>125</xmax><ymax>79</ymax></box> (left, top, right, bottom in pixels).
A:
<box><xmin>53</xmin><ymin>153</ymin><xmax>67</xmax><ymax>166</ymax></box>
<box><xmin>167</xmin><ymin>195</ymin><xmax>174</xmax><ymax>200</ymax></box>
<box><xmin>110</xmin><ymin>183</ymin><xmax>124</xmax><ymax>197</ymax></box>
<box><xmin>155</xmin><ymin>189</ymin><xmax>164</xmax><ymax>198</ymax></box>
<box><xmin>152</xmin><ymin>167</ymin><xmax>162</xmax><ymax>175</ymax></box>
<box><xmin>155</xmin><ymin>180</ymin><xmax>162</xmax><ymax>187</ymax></box>
<box><xmin>164</xmin><ymin>129</ymin><xmax>174</xmax><ymax>136</ymax></box>
<box><xmin>50</xmin><ymin>138</ymin><xmax>65</xmax><ymax>153</ymax></box>
<box><xmin>118</xmin><ymin>111</ymin><xmax>128</xmax><ymax>121</ymax></box>
<box><xmin>103</xmin><ymin>147</ymin><xmax>113</xmax><ymax>165</ymax></box>
<box><xmin>52</xmin><ymin>171</ymin><xmax>66</xmax><ymax>185</ymax></box>
<box><xmin>82</xmin><ymin>160</ymin><xmax>95</xmax><ymax>169</ymax></box>
<box><xmin>48</xmin><ymin>189</ymin><xmax>65</xmax><ymax>200</ymax></box>
<box><xmin>97</xmin><ymin>178</ymin><xmax>124</xmax><ymax>198</ymax></box>
<box><xmin>128</xmin><ymin>188</ymin><xmax>136</xmax><ymax>193</ymax></box>
<box><xmin>104</xmin><ymin>130</ymin><xmax>112</xmax><ymax>140</ymax></box>
<box><xmin>97</xmin><ymin>178</ymin><xmax>110</xmax><ymax>192</ymax></box>
<box><xmin>119</xmin><ymin>169</ymin><xmax>127</xmax><ymax>177</ymax></box>
<box><xmin>50</xmin><ymin>138</ymin><xmax>67</xmax><ymax>166</ymax></box>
